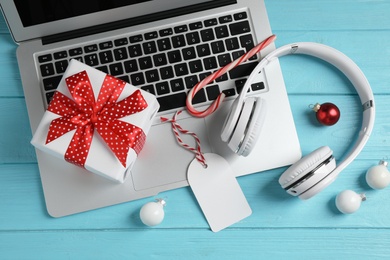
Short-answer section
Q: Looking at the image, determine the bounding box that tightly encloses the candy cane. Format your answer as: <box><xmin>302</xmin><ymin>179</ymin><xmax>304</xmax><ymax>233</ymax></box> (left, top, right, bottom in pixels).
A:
<box><xmin>186</xmin><ymin>34</ymin><xmax>276</xmax><ymax>118</ymax></box>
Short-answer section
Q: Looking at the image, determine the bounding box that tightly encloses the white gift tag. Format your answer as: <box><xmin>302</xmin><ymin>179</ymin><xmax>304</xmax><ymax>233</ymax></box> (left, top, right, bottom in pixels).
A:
<box><xmin>187</xmin><ymin>153</ymin><xmax>252</xmax><ymax>232</ymax></box>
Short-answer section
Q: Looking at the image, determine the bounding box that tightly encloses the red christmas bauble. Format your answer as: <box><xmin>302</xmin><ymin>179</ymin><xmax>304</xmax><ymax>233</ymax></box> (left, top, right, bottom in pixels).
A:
<box><xmin>313</xmin><ymin>102</ymin><xmax>340</xmax><ymax>126</ymax></box>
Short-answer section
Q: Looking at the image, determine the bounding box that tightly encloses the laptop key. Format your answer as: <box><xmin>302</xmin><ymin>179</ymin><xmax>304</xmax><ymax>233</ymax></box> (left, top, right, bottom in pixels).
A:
<box><xmin>235</xmin><ymin>79</ymin><xmax>247</xmax><ymax>93</ymax></box>
<box><xmin>192</xmin><ymin>88</ymin><xmax>207</xmax><ymax>104</ymax></box>
<box><xmin>145</xmin><ymin>69</ymin><xmax>160</xmax><ymax>83</ymax></box>
<box><xmin>84</xmin><ymin>44</ymin><xmax>98</xmax><ymax>53</ymax></box>
<box><xmin>130</xmin><ymin>72</ymin><xmax>145</xmax><ymax>86</ymax></box>
<box><xmin>171</xmin><ymin>35</ymin><xmax>186</xmax><ymax>48</ymax></box>
<box><xmin>113</xmin><ymin>47</ymin><xmax>128</xmax><ymax>61</ymax></box>
<box><xmin>160</xmin><ymin>66</ymin><xmax>174</xmax><ymax>80</ymax></box>
<box><xmin>181</xmin><ymin>47</ymin><xmax>196</xmax><ymax>60</ymax></box>
<box><xmin>139</xmin><ymin>56</ymin><xmax>153</xmax><ymax>70</ymax></box>
<box><xmin>129</xmin><ymin>34</ymin><xmax>143</xmax><ymax>43</ymax></box>
<box><xmin>99</xmin><ymin>41</ymin><xmax>113</xmax><ymax>50</ymax></box>
<box><xmin>141</xmin><ymin>85</ymin><xmax>155</xmax><ymax>95</ymax></box>
<box><xmin>109</xmin><ymin>63</ymin><xmax>124</xmax><ymax>76</ymax></box>
<box><xmin>46</xmin><ymin>91</ymin><xmax>56</xmax><ymax>104</ymax></box>
<box><xmin>234</xmin><ymin>12</ymin><xmax>248</xmax><ymax>21</ymax></box>
<box><xmin>43</xmin><ymin>75</ymin><xmax>62</xmax><ymax>90</ymax></box>
<box><xmin>170</xmin><ymin>78</ymin><xmax>185</xmax><ymax>92</ymax></box>
<box><xmin>204</xmin><ymin>18</ymin><xmax>218</xmax><ymax>27</ymax></box>
<box><xmin>217</xmin><ymin>53</ymin><xmax>231</xmax><ymax>66</ymax></box>
<box><xmin>114</xmin><ymin>38</ymin><xmax>128</xmax><ymax>46</ymax></box>
<box><xmin>203</xmin><ymin>56</ymin><xmax>218</xmax><ymax>70</ymax></box>
<box><xmin>157</xmin><ymin>92</ymin><xmax>187</xmax><ymax>112</ymax></box>
<box><xmin>157</xmin><ymin>38</ymin><xmax>172</xmax><ymax>51</ymax></box>
<box><xmin>185</xmin><ymin>75</ymin><xmax>198</xmax><ymax>89</ymax></box>
<box><xmin>55</xmin><ymin>60</ymin><xmax>69</xmax><ymax>74</ymax></box>
<box><xmin>186</xmin><ymin>32</ymin><xmax>200</xmax><ymax>45</ymax></box>
<box><xmin>174</xmin><ymin>63</ymin><xmax>189</xmax><ymax>76</ymax></box>
<box><xmin>174</xmin><ymin>25</ymin><xmax>188</xmax><ymax>34</ymax></box>
<box><xmin>128</xmin><ymin>44</ymin><xmax>143</xmax><ymax>58</ymax></box>
<box><xmin>189</xmin><ymin>22</ymin><xmax>203</xmax><ymax>30</ymax></box>
<box><xmin>72</xmin><ymin>57</ymin><xmax>83</xmax><ymax>63</ymax></box>
<box><xmin>144</xmin><ymin>31</ymin><xmax>158</xmax><ymax>40</ymax></box>
<box><xmin>99</xmin><ymin>51</ymin><xmax>113</xmax><ymax>64</ymax></box>
<box><xmin>156</xmin><ymin>81</ymin><xmax>170</xmax><ymax>95</ymax></box>
<box><xmin>40</xmin><ymin>63</ymin><xmax>55</xmax><ymax>77</ymax></box>
<box><xmin>118</xmin><ymin>75</ymin><xmax>130</xmax><ymax>83</ymax></box>
<box><xmin>222</xmin><ymin>88</ymin><xmax>236</xmax><ymax>97</ymax></box>
<box><xmin>124</xmin><ymin>60</ymin><xmax>138</xmax><ymax>73</ymax></box>
<box><xmin>69</xmin><ymin>47</ymin><xmax>83</xmax><ymax>56</ymax></box>
<box><xmin>168</xmin><ymin>50</ymin><xmax>182</xmax><ymax>63</ymax></box>
<box><xmin>225</xmin><ymin>38</ymin><xmax>240</xmax><ymax>50</ymax></box>
<box><xmin>229</xmin><ymin>62</ymin><xmax>257</xmax><ymax>79</ymax></box>
<box><xmin>232</xmin><ymin>50</ymin><xmax>245</xmax><ymax>60</ymax></box>
<box><xmin>251</xmin><ymin>82</ymin><xmax>265</xmax><ymax>91</ymax></box>
<box><xmin>53</xmin><ymin>51</ymin><xmax>68</xmax><ymax>60</ymax></box>
<box><xmin>196</xmin><ymin>44</ymin><xmax>211</xmax><ymax>57</ymax></box>
<box><xmin>219</xmin><ymin>15</ymin><xmax>233</xmax><ymax>24</ymax></box>
<box><xmin>96</xmin><ymin>65</ymin><xmax>108</xmax><ymax>74</ymax></box>
<box><xmin>189</xmin><ymin>60</ymin><xmax>203</xmax><ymax>73</ymax></box>
<box><xmin>215</xmin><ymin>73</ymin><xmax>228</xmax><ymax>82</ymax></box>
<box><xmin>240</xmin><ymin>34</ymin><xmax>254</xmax><ymax>52</ymax></box>
<box><xmin>38</xmin><ymin>54</ymin><xmax>52</xmax><ymax>63</ymax></box>
<box><xmin>200</xmin><ymin>28</ymin><xmax>215</xmax><ymax>42</ymax></box>
<box><xmin>159</xmin><ymin>28</ymin><xmax>173</xmax><ymax>37</ymax></box>
<box><xmin>153</xmin><ymin>53</ymin><xmax>168</xmax><ymax>67</ymax></box>
<box><xmin>215</xmin><ymin>25</ymin><xmax>229</xmax><ymax>39</ymax></box>
<box><xmin>211</xmin><ymin>40</ymin><xmax>225</xmax><ymax>54</ymax></box>
<box><xmin>143</xmin><ymin>41</ymin><xmax>157</xmax><ymax>54</ymax></box>
<box><xmin>229</xmin><ymin>21</ymin><xmax>251</xmax><ymax>36</ymax></box>
<box><xmin>206</xmin><ymin>85</ymin><xmax>220</xmax><ymax>100</ymax></box>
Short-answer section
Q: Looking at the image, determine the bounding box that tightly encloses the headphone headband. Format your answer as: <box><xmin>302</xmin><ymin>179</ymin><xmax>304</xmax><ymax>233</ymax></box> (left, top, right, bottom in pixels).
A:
<box><xmin>241</xmin><ymin>42</ymin><xmax>375</xmax><ymax>177</ymax></box>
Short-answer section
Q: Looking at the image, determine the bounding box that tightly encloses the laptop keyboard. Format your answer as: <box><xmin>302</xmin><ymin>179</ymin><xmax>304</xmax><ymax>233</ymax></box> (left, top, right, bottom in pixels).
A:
<box><xmin>37</xmin><ymin>10</ymin><xmax>266</xmax><ymax>113</ymax></box>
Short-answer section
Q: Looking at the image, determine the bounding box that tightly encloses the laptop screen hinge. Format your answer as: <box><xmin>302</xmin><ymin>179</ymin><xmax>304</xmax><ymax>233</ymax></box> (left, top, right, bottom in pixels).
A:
<box><xmin>42</xmin><ymin>0</ymin><xmax>237</xmax><ymax>45</ymax></box>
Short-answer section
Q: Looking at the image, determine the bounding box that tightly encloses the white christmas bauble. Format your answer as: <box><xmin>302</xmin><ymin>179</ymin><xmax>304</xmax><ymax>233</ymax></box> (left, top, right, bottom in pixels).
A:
<box><xmin>335</xmin><ymin>190</ymin><xmax>366</xmax><ymax>214</ymax></box>
<box><xmin>140</xmin><ymin>200</ymin><xmax>165</xmax><ymax>226</ymax></box>
<box><xmin>366</xmin><ymin>161</ymin><xmax>390</xmax><ymax>189</ymax></box>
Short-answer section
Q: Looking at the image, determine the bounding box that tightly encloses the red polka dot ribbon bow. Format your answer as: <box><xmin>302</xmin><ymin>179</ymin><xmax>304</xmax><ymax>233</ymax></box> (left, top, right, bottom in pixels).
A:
<box><xmin>45</xmin><ymin>70</ymin><xmax>148</xmax><ymax>168</ymax></box>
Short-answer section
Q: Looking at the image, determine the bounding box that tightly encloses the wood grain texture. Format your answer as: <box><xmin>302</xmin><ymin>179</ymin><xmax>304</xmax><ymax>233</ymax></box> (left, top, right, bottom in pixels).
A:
<box><xmin>1</xmin><ymin>1</ymin><xmax>390</xmax><ymax>259</ymax></box>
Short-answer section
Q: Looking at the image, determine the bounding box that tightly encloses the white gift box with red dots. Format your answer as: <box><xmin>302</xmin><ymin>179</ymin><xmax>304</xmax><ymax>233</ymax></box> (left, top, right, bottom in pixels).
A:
<box><xmin>31</xmin><ymin>59</ymin><xmax>159</xmax><ymax>183</ymax></box>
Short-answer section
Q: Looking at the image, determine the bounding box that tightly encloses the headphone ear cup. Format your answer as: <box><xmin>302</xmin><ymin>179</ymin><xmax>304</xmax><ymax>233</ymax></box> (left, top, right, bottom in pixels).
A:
<box><xmin>237</xmin><ymin>97</ymin><xmax>266</xmax><ymax>156</ymax></box>
<box><xmin>279</xmin><ymin>146</ymin><xmax>336</xmax><ymax>197</ymax></box>
<box><xmin>221</xmin><ymin>97</ymin><xmax>266</xmax><ymax>156</ymax></box>
<box><xmin>221</xmin><ymin>97</ymin><xmax>241</xmax><ymax>143</ymax></box>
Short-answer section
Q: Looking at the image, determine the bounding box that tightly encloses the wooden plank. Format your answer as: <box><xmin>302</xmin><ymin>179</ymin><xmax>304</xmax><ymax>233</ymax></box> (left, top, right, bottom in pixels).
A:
<box><xmin>0</xmin><ymin>98</ymin><xmax>36</xmax><ymax>163</ymax></box>
<box><xmin>266</xmin><ymin>0</ymin><xmax>390</xmax><ymax>30</ymax></box>
<box><xmin>0</xmin><ymin>229</ymin><xmax>389</xmax><ymax>259</ymax></box>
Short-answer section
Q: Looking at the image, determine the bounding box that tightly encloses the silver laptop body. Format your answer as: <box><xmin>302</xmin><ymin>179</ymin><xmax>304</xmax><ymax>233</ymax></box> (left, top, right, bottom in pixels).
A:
<box><xmin>0</xmin><ymin>0</ymin><xmax>301</xmax><ymax>217</ymax></box>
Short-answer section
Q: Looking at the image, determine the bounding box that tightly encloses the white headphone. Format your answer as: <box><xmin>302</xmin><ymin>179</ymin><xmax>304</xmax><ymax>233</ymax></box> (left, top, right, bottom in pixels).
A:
<box><xmin>221</xmin><ymin>42</ymin><xmax>375</xmax><ymax>199</ymax></box>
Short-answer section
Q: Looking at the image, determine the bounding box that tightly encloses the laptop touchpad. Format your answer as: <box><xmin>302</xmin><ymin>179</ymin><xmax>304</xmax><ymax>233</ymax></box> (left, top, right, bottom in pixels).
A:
<box><xmin>131</xmin><ymin>116</ymin><xmax>211</xmax><ymax>191</ymax></box>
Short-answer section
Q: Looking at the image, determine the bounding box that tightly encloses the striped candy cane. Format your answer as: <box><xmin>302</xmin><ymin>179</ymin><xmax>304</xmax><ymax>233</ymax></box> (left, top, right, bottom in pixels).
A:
<box><xmin>186</xmin><ymin>34</ymin><xmax>276</xmax><ymax>118</ymax></box>
<box><xmin>161</xmin><ymin>111</ymin><xmax>207</xmax><ymax>167</ymax></box>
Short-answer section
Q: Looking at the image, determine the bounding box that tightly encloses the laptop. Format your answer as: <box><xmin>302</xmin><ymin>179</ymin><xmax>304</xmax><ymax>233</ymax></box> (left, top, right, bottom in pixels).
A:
<box><xmin>0</xmin><ymin>0</ymin><xmax>301</xmax><ymax>217</ymax></box>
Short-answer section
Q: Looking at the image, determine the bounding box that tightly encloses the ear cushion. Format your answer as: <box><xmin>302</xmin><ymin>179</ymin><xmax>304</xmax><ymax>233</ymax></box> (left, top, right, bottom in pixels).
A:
<box><xmin>221</xmin><ymin>98</ymin><xmax>241</xmax><ymax>143</ymax></box>
<box><xmin>226</xmin><ymin>97</ymin><xmax>256</xmax><ymax>153</ymax></box>
<box><xmin>279</xmin><ymin>146</ymin><xmax>333</xmax><ymax>188</ymax></box>
<box><xmin>237</xmin><ymin>97</ymin><xmax>266</xmax><ymax>156</ymax></box>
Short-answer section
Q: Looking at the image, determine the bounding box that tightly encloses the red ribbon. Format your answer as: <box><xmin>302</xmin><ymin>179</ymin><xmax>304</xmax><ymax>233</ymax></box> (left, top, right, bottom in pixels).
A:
<box><xmin>45</xmin><ymin>70</ymin><xmax>148</xmax><ymax>168</ymax></box>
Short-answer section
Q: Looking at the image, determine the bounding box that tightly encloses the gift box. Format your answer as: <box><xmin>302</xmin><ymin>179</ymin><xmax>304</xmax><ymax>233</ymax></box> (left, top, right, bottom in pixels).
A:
<box><xmin>31</xmin><ymin>59</ymin><xmax>159</xmax><ymax>183</ymax></box>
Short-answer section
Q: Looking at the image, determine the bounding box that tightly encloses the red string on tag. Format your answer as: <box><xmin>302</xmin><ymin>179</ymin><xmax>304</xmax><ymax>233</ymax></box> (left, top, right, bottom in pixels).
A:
<box><xmin>161</xmin><ymin>111</ymin><xmax>207</xmax><ymax>167</ymax></box>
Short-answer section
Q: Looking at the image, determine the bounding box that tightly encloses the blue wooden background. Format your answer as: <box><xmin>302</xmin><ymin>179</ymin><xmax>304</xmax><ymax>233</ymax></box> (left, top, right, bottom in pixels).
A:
<box><xmin>1</xmin><ymin>1</ymin><xmax>390</xmax><ymax>258</ymax></box>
